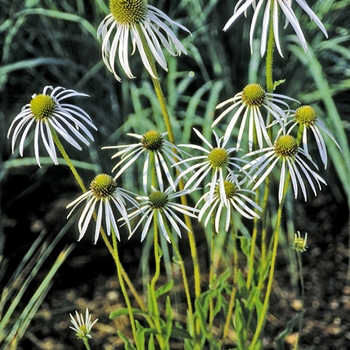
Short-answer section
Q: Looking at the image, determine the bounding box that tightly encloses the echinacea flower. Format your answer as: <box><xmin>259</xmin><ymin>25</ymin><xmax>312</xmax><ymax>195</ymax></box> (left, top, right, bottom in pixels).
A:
<box><xmin>176</xmin><ymin>128</ymin><xmax>246</xmax><ymax>206</ymax></box>
<box><xmin>7</xmin><ymin>85</ymin><xmax>96</xmax><ymax>167</ymax></box>
<box><xmin>197</xmin><ymin>176</ymin><xmax>261</xmax><ymax>233</ymax></box>
<box><xmin>66</xmin><ymin>174</ymin><xmax>138</xmax><ymax>244</ymax></box>
<box><xmin>97</xmin><ymin>0</ymin><xmax>190</xmax><ymax>81</ymax></box>
<box><xmin>292</xmin><ymin>231</ymin><xmax>308</xmax><ymax>252</ymax></box>
<box><xmin>69</xmin><ymin>308</ymin><xmax>98</xmax><ymax>339</ymax></box>
<box><xmin>223</xmin><ymin>0</ymin><xmax>328</xmax><ymax>57</ymax></box>
<box><xmin>284</xmin><ymin>105</ymin><xmax>341</xmax><ymax>169</ymax></box>
<box><xmin>127</xmin><ymin>185</ymin><xmax>198</xmax><ymax>242</ymax></box>
<box><xmin>244</xmin><ymin>134</ymin><xmax>327</xmax><ymax>202</ymax></box>
<box><xmin>103</xmin><ymin>131</ymin><xmax>183</xmax><ymax>193</ymax></box>
<box><xmin>214</xmin><ymin>84</ymin><xmax>298</xmax><ymax>151</ymax></box>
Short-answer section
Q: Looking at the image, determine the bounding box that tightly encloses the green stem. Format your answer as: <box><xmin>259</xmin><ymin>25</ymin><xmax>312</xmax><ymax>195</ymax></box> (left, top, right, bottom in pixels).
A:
<box><xmin>247</xmin><ymin>187</ymin><xmax>260</xmax><ymax>290</ymax></box>
<box><xmin>208</xmin><ymin>212</ymin><xmax>215</xmax><ymax>341</ymax></box>
<box><xmin>100</xmin><ymin>229</ymin><xmax>159</xmax><ymax>338</ymax></box>
<box><xmin>135</xmin><ymin>24</ymin><xmax>174</xmax><ymax>144</ymax></box>
<box><xmin>294</xmin><ymin>251</ymin><xmax>305</xmax><ymax>350</ymax></box>
<box><xmin>82</xmin><ymin>337</ymin><xmax>92</xmax><ymax>350</ymax></box>
<box><xmin>178</xmin><ymin>184</ymin><xmax>201</xmax><ymax>299</ymax></box>
<box><xmin>148</xmin><ymin>149</ymin><xmax>167</xmax><ymax>346</ymax></box>
<box><xmin>178</xmin><ymin>183</ymin><xmax>202</xmax><ymax>343</ymax></box>
<box><xmin>250</xmin><ymin>176</ymin><xmax>290</xmax><ymax>348</ymax></box>
<box><xmin>150</xmin><ymin>213</ymin><xmax>166</xmax><ymax>348</ymax></box>
<box><xmin>151</xmin><ymin>76</ymin><xmax>175</xmax><ymax>143</ymax></box>
<box><xmin>223</xmin><ymin>219</ymin><xmax>238</xmax><ymax>340</ymax></box>
<box><xmin>163</xmin><ymin>216</ymin><xmax>195</xmax><ymax>343</ymax></box>
<box><xmin>111</xmin><ymin>232</ymin><xmax>140</xmax><ymax>350</ymax></box>
<box><xmin>99</xmin><ymin>228</ymin><xmax>145</xmax><ymax>311</ymax></box>
<box><xmin>50</xmin><ymin>125</ymin><xmax>86</xmax><ymax>193</ymax></box>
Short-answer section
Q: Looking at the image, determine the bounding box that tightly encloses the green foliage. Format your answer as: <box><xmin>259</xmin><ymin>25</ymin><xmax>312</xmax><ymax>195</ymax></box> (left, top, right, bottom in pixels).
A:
<box><xmin>274</xmin><ymin>310</ymin><xmax>306</xmax><ymax>350</ymax></box>
<box><xmin>0</xmin><ymin>228</ymin><xmax>74</xmax><ymax>349</ymax></box>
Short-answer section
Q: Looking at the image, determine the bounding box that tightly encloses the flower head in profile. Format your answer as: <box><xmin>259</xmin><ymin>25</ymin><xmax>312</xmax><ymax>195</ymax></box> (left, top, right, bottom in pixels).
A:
<box><xmin>66</xmin><ymin>174</ymin><xmax>138</xmax><ymax>244</ymax></box>
<box><xmin>103</xmin><ymin>131</ymin><xmax>183</xmax><ymax>193</ymax></box>
<box><xmin>176</xmin><ymin>128</ymin><xmax>247</xmax><ymax>206</ymax></box>
<box><xmin>223</xmin><ymin>0</ymin><xmax>328</xmax><ymax>57</ymax></box>
<box><xmin>244</xmin><ymin>134</ymin><xmax>327</xmax><ymax>202</ymax></box>
<box><xmin>214</xmin><ymin>84</ymin><xmax>298</xmax><ymax>151</ymax></box>
<box><xmin>285</xmin><ymin>105</ymin><xmax>341</xmax><ymax>169</ymax></box>
<box><xmin>197</xmin><ymin>176</ymin><xmax>261</xmax><ymax>233</ymax></box>
<box><xmin>69</xmin><ymin>308</ymin><xmax>98</xmax><ymax>340</ymax></box>
<box><xmin>292</xmin><ymin>231</ymin><xmax>308</xmax><ymax>253</ymax></box>
<box><xmin>127</xmin><ymin>185</ymin><xmax>198</xmax><ymax>242</ymax></box>
<box><xmin>7</xmin><ymin>85</ymin><xmax>97</xmax><ymax>167</ymax></box>
<box><xmin>97</xmin><ymin>0</ymin><xmax>190</xmax><ymax>81</ymax></box>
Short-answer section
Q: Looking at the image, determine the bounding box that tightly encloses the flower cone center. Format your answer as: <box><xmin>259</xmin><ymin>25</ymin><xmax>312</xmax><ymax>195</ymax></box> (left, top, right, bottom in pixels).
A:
<box><xmin>78</xmin><ymin>325</ymin><xmax>88</xmax><ymax>336</ymax></box>
<box><xmin>242</xmin><ymin>84</ymin><xmax>265</xmax><ymax>107</ymax></box>
<box><xmin>142</xmin><ymin>130</ymin><xmax>164</xmax><ymax>151</ymax></box>
<box><xmin>216</xmin><ymin>180</ymin><xmax>236</xmax><ymax>199</ymax></box>
<box><xmin>90</xmin><ymin>174</ymin><xmax>117</xmax><ymax>198</ymax></box>
<box><xmin>295</xmin><ymin>105</ymin><xmax>317</xmax><ymax>127</ymax></box>
<box><xmin>109</xmin><ymin>0</ymin><xmax>147</xmax><ymax>24</ymax></box>
<box><xmin>149</xmin><ymin>191</ymin><xmax>168</xmax><ymax>209</ymax></box>
<box><xmin>274</xmin><ymin>135</ymin><xmax>298</xmax><ymax>157</ymax></box>
<box><xmin>30</xmin><ymin>94</ymin><xmax>56</xmax><ymax>120</ymax></box>
<box><xmin>208</xmin><ymin>148</ymin><xmax>229</xmax><ymax>169</ymax></box>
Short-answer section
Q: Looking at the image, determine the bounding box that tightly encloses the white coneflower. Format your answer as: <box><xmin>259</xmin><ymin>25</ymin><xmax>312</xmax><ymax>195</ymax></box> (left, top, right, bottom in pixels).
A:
<box><xmin>244</xmin><ymin>134</ymin><xmax>327</xmax><ymax>202</ymax></box>
<box><xmin>197</xmin><ymin>176</ymin><xmax>261</xmax><ymax>233</ymax></box>
<box><xmin>285</xmin><ymin>105</ymin><xmax>341</xmax><ymax>169</ymax></box>
<box><xmin>127</xmin><ymin>185</ymin><xmax>198</xmax><ymax>243</ymax></box>
<box><xmin>66</xmin><ymin>174</ymin><xmax>138</xmax><ymax>244</ymax></box>
<box><xmin>223</xmin><ymin>0</ymin><xmax>328</xmax><ymax>57</ymax></box>
<box><xmin>69</xmin><ymin>308</ymin><xmax>98</xmax><ymax>339</ymax></box>
<box><xmin>292</xmin><ymin>231</ymin><xmax>308</xmax><ymax>253</ymax></box>
<box><xmin>97</xmin><ymin>0</ymin><xmax>190</xmax><ymax>81</ymax></box>
<box><xmin>176</xmin><ymin>128</ymin><xmax>246</xmax><ymax>206</ymax></box>
<box><xmin>214</xmin><ymin>84</ymin><xmax>298</xmax><ymax>151</ymax></box>
<box><xmin>103</xmin><ymin>131</ymin><xmax>183</xmax><ymax>193</ymax></box>
<box><xmin>7</xmin><ymin>85</ymin><xmax>96</xmax><ymax>167</ymax></box>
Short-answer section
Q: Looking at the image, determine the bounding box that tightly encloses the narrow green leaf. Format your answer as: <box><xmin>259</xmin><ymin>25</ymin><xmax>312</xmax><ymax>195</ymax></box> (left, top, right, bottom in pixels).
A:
<box><xmin>169</xmin><ymin>327</ymin><xmax>192</xmax><ymax>340</ymax></box>
<box><xmin>109</xmin><ymin>308</ymin><xmax>146</xmax><ymax>319</ymax></box>
<box><xmin>14</xmin><ymin>8</ymin><xmax>96</xmax><ymax>37</ymax></box>
<box><xmin>155</xmin><ymin>279</ymin><xmax>174</xmax><ymax>298</ymax></box>
<box><xmin>235</xmin><ymin>299</ymin><xmax>247</xmax><ymax>350</ymax></box>
<box><xmin>274</xmin><ymin>310</ymin><xmax>306</xmax><ymax>350</ymax></box>
<box><xmin>216</xmin><ymin>268</ymin><xmax>231</xmax><ymax>290</ymax></box>
<box><xmin>165</xmin><ymin>296</ymin><xmax>173</xmax><ymax>339</ymax></box>
<box><xmin>135</xmin><ymin>321</ymin><xmax>145</xmax><ymax>350</ymax></box>
<box><xmin>213</xmin><ymin>293</ymin><xmax>223</xmax><ymax>317</ymax></box>
<box><xmin>117</xmin><ymin>331</ymin><xmax>137</xmax><ymax>350</ymax></box>
<box><xmin>237</xmin><ymin>270</ymin><xmax>249</xmax><ymax>300</ymax></box>
<box><xmin>194</xmin><ymin>299</ymin><xmax>209</xmax><ymax>337</ymax></box>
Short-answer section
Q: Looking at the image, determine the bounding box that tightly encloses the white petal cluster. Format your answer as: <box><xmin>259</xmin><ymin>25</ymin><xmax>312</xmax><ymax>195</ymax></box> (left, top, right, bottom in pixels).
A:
<box><xmin>98</xmin><ymin>4</ymin><xmax>189</xmax><ymax>81</ymax></box>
